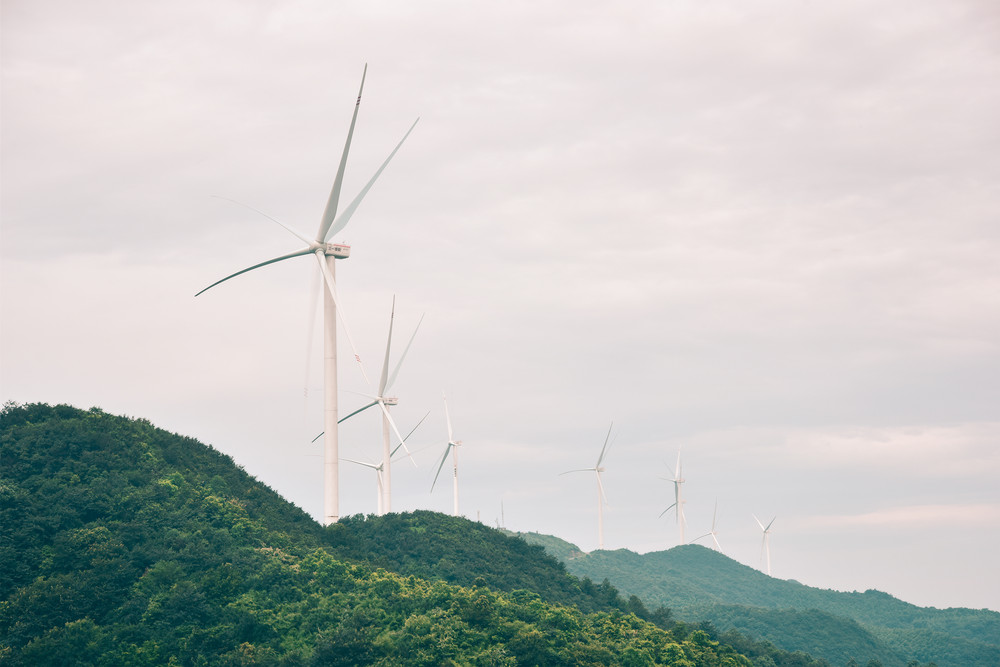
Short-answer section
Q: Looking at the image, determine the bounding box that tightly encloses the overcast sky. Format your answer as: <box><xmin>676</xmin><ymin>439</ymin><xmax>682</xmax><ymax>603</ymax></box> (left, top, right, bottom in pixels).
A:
<box><xmin>2</xmin><ymin>0</ymin><xmax>998</xmax><ymax>612</ymax></box>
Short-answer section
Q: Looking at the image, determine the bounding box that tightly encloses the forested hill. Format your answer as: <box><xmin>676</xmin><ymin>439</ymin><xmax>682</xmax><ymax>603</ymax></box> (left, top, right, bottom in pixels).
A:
<box><xmin>517</xmin><ymin>534</ymin><xmax>1000</xmax><ymax>667</ymax></box>
<box><xmin>2</xmin><ymin>402</ymin><xmax>822</xmax><ymax>666</ymax></box>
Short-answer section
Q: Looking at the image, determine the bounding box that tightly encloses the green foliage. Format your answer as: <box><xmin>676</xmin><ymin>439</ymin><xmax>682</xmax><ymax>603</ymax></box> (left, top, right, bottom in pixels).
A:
<box><xmin>0</xmin><ymin>402</ymin><xmax>764</xmax><ymax>666</ymax></box>
<box><xmin>327</xmin><ymin>511</ymin><xmax>673</xmax><ymax>624</ymax></box>
<box><xmin>520</xmin><ymin>537</ymin><xmax>1000</xmax><ymax>667</ymax></box>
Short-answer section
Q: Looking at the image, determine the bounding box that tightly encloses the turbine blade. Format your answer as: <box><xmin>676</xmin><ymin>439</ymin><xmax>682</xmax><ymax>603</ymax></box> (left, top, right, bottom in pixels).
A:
<box><xmin>390</xmin><ymin>410</ymin><xmax>431</xmax><ymax>459</ymax></box>
<box><xmin>560</xmin><ymin>468</ymin><xmax>594</xmax><ymax>476</ymax></box>
<box><xmin>341</xmin><ymin>457</ymin><xmax>377</xmax><ymax>470</ymax></box>
<box><xmin>378</xmin><ymin>296</ymin><xmax>395</xmax><ymax>395</ymax></box>
<box><xmin>766</xmin><ymin>516</ymin><xmax>777</xmax><ymax>531</ymax></box>
<box><xmin>693</xmin><ymin>533</ymin><xmax>712</xmax><ymax>543</ymax></box>
<box><xmin>303</xmin><ymin>266</ymin><xmax>321</xmax><ymax>397</ymax></box>
<box><xmin>712</xmin><ymin>500</ymin><xmax>718</xmax><ymax>531</ymax></box>
<box><xmin>658</xmin><ymin>501</ymin><xmax>677</xmax><ymax>518</ymax></box>
<box><xmin>675</xmin><ymin>451</ymin><xmax>682</xmax><ymax>478</ymax></box>
<box><xmin>379</xmin><ymin>401</ymin><xmax>416</xmax><ymax>466</ymax></box>
<box><xmin>195</xmin><ymin>247</ymin><xmax>312</xmax><ymax>296</ymax></box>
<box><xmin>596</xmin><ymin>421</ymin><xmax>614</xmax><ymax>467</ymax></box>
<box><xmin>325</xmin><ymin>117</ymin><xmax>420</xmax><ymax>241</ymax></box>
<box><xmin>385</xmin><ymin>312</ymin><xmax>424</xmax><ymax>392</ymax></box>
<box><xmin>314</xmin><ymin>251</ymin><xmax>371</xmax><ymax>386</ymax></box>
<box><xmin>211</xmin><ymin>195</ymin><xmax>311</xmax><ymax>244</ymax></box>
<box><xmin>311</xmin><ymin>398</ymin><xmax>378</xmax><ymax>440</ymax></box>
<box><xmin>443</xmin><ymin>392</ymin><xmax>454</xmax><ymax>443</ymax></box>
<box><xmin>753</xmin><ymin>514</ymin><xmax>765</xmax><ymax>531</ymax></box>
<box><xmin>337</xmin><ymin>400</ymin><xmax>379</xmax><ymax>423</ymax></box>
<box><xmin>431</xmin><ymin>443</ymin><xmax>453</xmax><ymax>491</ymax></box>
<box><xmin>317</xmin><ymin>64</ymin><xmax>367</xmax><ymax>243</ymax></box>
<box><xmin>596</xmin><ymin>471</ymin><xmax>608</xmax><ymax>506</ymax></box>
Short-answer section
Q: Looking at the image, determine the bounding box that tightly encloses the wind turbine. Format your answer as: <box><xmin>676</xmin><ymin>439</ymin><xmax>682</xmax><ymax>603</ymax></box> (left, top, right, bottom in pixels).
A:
<box><xmin>431</xmin><ymin>393</ymin><xmax>463</xmax><ymax>516</ymax></box>
<box><xmin>560</xmin><ymin>422</ymin><xmax>614</xmax><ymax>550</ymax></box>
<box><xmin>754</xmin><ymin>514</ymin><xmax>776</xmax><ymax>576</ymax></box>
<box><xmin>693</xmin><ymin>500</ymin><xmax>722</xmax><ymax>553</ymax></box>
<box><xmin>341</xmin><ymin>411</ymin><xmax>429</xmax><ymax>515</ymax></box>
<box><xmin>335</xmin><ymin>296</ymin><xmax>423</xmax><ymax>512</ymax></box>
<box><xmin>196</xmin><ymin>65</ymin><xmax>419</xmax><ymax>525</ymax></box>
<box><xmin>659</xmin><ymin>452</ymin><xmax>686</xmax><ymax>545</ymax></box>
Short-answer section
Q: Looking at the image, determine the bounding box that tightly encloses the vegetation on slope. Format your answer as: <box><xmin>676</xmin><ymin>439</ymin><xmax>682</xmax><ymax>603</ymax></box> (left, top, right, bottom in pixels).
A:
<box><xmin>329</xmin><ymin>515</ymin><xmax>838</xmax><ymax>666</ymax></box>
<box><xmin>518</xmin><ymin>537</ymin><xmax>999</xmax><ymax>667</ymax></box>
<box><xmin>1</xmin><ymin>402</ymin><xmax>769</xmax><ymax>666</ymax></box>
<box><xmin>327</xmin><ymin>511</ymin><xmax>671</xmax><ymax>620</ymax></box>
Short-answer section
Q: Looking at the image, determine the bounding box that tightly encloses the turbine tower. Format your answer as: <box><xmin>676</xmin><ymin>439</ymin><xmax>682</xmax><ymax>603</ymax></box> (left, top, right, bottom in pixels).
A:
<box><xmin>431</xmin><ymin>393</ymin><xmax>463</xmax><ymax>516</ymax></box>
<box><xmin>693</xmin><ymin>500</ymin><xmax>722</xmax><ymax>553</ymax></box>
<box><xmin>337</xmin><ymin>296</ymin><xmax>423</xmax><ymax>512</ymax></box>
<box><xmin>754</xmin><ymin>514</ymin><xmax>776</xmax><ymax>576</ymax></box>
<box><xmin>561</xmin><ymin>422</ymin><xmax>614</xmax><ymax>550</ymax></box>
<box><xmin>196</xmin><ymin>65</ymin><xmax>418</xmax><ymax>525</ymax></box>
<box><xmin>659</xmin><ymin>452</ymin><xmax>686</xmax><ymax>545</ymax></box>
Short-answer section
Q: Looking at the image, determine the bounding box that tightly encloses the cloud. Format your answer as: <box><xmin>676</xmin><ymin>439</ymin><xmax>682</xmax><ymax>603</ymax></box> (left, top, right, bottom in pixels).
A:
<box><xmin>807</xmin><ymin>503</ymin><xmax>1000</xmax><ymax>528</ymax></box>
<box><xmin>680</xmin><ymin>423</ymin><xmax>1000</xmax><ymax>478</ymax></box>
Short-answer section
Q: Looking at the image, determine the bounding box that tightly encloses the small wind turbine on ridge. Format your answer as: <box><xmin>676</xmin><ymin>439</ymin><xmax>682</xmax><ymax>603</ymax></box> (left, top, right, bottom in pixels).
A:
<box><xmin>659</xmin><ymin>452</ymin><xmax>687</xmax><ymax>545</ymax></box>
<box><xmin>341</xmin><ymin>411</ymin><xmax>429</xmax><ymax>515</ymax></box>
<box><xmin>431</xmin><ymin>393</ymin><xmax>463</xmax><ymax>516</ymax></box>
<box><xmin>754</xmin><ymin>514</ymin><xmax>776</xmax><ymax>576</ymax></box>
<box><xmin>196</xmin><ymin>64</ymin><xmax>419</xmax><ymax>525</ymax></box>
<box><xmin>561</xmin><ymin>422</ymin><xmax>614</xmax><ymax>550</ymax></box>
<box><xmin>693</xmin><ymin>500</ymin><xmax>723</xmax><ymax>553</ymax></box>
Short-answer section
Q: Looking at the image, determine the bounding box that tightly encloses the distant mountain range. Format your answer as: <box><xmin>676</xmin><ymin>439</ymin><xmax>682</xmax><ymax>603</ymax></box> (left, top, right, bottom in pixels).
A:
<box><xmin>515</xmin><ymin>532</ymin><xmax>1000</xmax><ymax>667</ymax></box>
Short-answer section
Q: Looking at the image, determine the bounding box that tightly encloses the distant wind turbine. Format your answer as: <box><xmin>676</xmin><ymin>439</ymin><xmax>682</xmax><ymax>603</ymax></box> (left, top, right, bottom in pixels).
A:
<box><xmin>431</xmin><ymin>393</ymin><xmax>463</xmax><ymax>516</ymax></box>
<box><xmin>341</xmin><ymin>411</ymin><xmax>429</xmax><ymax>515</ymax></box>
<box><xmin>693</xmin><ymin>500</ymin><xmax>722</xmax><ymax>553</ymax></box>
<box><xmin>754</xmin><ymin>514</ymin><xmax>776</xmax><ymax>576</ymax></box>
<box><xmin>196</xmin><ymin>65</ymin><xmax>418</xmax><ymax>525</ymax></box>
<box><xmin>336</xmin><ymin>297</ymin><xmax>423</xmax><ymax>512</ymax></box>
<box><xmin>659</xmin><ymin>452</ymin><xmax>686</xmax><ymax>545</ymax></box>
<box><xmin>561</xmin><ymin>422</ymin><xmax>614</xmax><ymax>550</ymax></box>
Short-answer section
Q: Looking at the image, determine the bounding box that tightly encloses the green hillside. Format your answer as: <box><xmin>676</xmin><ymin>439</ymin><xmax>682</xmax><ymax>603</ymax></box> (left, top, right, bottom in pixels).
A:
<box><xmin>517</xmin><ymin>536</ymin><xmax>1000</xmax><ymax>667</ymax></box>
<box><xmin>0</xmin><ymin>402</ymin><xmax>782</xmax><ymax>666</ymax></box>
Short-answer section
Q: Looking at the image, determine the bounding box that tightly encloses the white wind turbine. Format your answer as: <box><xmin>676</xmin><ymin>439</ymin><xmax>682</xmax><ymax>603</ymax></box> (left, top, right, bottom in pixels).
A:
<box><xmin>561</xmin><ymin>423</ymin><xmax>614</xmax><ymax>550</ymax></box>
<box><xmin>196</xmin><ymin>65</ymin><xmax>418</xmax><ymax>525</ymax></box>
<box><xmin>431</xmin><ymin>393</ymin><xmax>463</xmax><ymax>516</ymax></box>
<box><xmin>332</xmin><ymin>296</ymin><xmax>423</xmax><ymax>512</ymax></box>
<box><xmin>693</xmin><ymin>500</ymin><xmax>722</xmax><ymax>553</ymax></box>
<box><xmin>754</xmin><ymin>514</ymin><xmax>776</xmax><ymax>576</ymax></box>
<box><xmin>659</xmin><ymin>452</ymin><xmax>686</xmax><ymax>545</ymax></box>
<box><xmin>341</xmin><ymin>411</ymin><xmax>428</xmax><ymax>515</ymax></box>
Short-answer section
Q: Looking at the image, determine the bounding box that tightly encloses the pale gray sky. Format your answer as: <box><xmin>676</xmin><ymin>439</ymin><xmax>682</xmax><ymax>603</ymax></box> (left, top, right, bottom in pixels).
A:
<box><xmin>2</xmin><ymin>0</ymin><xmax>998</xmax><ymax>611</ymax></box>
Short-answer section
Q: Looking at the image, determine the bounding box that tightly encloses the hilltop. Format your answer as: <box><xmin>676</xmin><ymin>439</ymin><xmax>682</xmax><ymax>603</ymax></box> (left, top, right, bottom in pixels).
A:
<box><xmin>1</xmin><ymin>402</ymin><xmax>818</xmax><ymax>666</ymax></box>
<box><xmin>516</xmin><ymin>533</ymin><xmax>1000</xmax><ymax>667</ymax></box>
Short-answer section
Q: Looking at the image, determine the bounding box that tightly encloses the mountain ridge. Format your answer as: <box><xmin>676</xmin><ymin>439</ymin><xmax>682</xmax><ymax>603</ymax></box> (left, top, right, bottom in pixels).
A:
<box><xmin>516</xmin><ymin>532</ymin><xmax>1000</xmax><ymax>667</ymax></box>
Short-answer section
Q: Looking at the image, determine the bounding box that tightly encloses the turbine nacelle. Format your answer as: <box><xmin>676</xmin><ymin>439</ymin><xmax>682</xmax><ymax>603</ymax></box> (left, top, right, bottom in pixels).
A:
<box><xmin>382</xmin><ymin>396</ymin><xmax>399</xmax><ymax>407</ymax></box>
<box><xmin>320</xmin><ymin>242</ymin><xmax>351</xmax><ymax>258</ymax></box>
